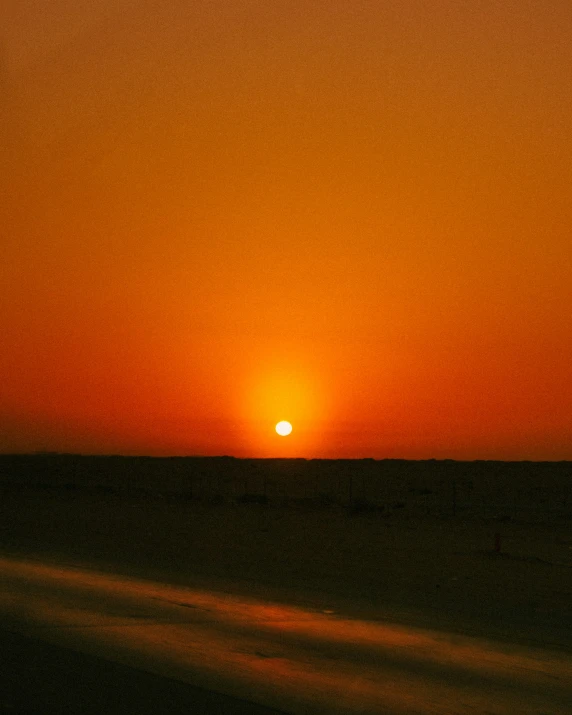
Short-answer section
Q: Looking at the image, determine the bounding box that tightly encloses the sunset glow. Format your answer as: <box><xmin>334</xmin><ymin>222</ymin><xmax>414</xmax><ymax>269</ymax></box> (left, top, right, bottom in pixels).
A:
<box><xmin>1</xmin><ymin>1</ymin><xmax>571</xmax><ymax>459</ymax></box>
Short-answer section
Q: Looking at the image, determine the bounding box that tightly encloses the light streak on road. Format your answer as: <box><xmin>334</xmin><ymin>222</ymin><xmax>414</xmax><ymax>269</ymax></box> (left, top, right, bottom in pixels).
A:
<box><xmin>1</xmin><ymin>556</ymin><xmax>570</xmax><ymax>714</ymax></box>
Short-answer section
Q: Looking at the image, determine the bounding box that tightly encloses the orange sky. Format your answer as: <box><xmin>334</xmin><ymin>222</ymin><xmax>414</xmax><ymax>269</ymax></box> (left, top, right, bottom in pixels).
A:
<box><xmin>2</xmin><ymin>1</ymin><xmax>571</xmax><ymax>459</ymax></box>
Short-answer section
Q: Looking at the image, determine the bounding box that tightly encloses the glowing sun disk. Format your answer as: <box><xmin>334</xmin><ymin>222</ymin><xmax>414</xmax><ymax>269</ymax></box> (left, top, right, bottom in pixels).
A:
<box><xmin>275</xmin><ymin>421</ymin><xmax>292</xmax><ymax>436</ymax></box>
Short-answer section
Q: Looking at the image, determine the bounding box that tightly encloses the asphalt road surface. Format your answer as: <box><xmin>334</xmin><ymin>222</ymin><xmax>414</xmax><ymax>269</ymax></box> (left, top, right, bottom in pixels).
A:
<box><xmin>1</xmin><ymin>556</ymin><xmax>571</xmax><ymax>714</ymax></box>
<box><xmin>0</xmin><ymin>629</ymin><xmax>287</xmax><ymax>714</ymax></box>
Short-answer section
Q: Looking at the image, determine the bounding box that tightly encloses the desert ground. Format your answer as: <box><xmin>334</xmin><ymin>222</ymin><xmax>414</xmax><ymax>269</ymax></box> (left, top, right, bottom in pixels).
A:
<box><xmin>0</xmin><ymin>456</ymin><xmax>571</xmax><ymax>713</ymax></box>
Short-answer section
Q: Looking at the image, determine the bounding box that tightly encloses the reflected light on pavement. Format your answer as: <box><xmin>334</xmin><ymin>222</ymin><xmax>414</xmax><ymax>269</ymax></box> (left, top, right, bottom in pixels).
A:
<box><xmin>0</xmin><ymin>557</ymin><xmax>570</xmax><ymax>715</ymax></box>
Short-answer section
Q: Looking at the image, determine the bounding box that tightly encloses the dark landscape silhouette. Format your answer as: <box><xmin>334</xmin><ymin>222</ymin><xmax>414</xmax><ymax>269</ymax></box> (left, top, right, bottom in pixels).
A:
<box><xmin>1</xmin><ymin>454</ymin><xmax>571</xmax><ymax>713</ymax></box>
<box><xmin>1</xmin><ymin>453</ymin><xmax>570</xmax><ymax>519</ymax></box>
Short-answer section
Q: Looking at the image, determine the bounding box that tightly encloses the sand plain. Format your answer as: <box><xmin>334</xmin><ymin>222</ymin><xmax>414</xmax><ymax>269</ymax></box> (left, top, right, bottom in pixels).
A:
<box><xmin>1</xmin><ymin>457</ymin><xmax>571</xmax><ymax>713</ymax></box>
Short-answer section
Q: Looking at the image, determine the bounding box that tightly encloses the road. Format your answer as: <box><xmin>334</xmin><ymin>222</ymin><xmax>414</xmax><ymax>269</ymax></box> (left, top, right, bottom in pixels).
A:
<box><xmin>1</xmin><ymin>555</ymin><xmax>570</xmax><ymax>714</ymax></box>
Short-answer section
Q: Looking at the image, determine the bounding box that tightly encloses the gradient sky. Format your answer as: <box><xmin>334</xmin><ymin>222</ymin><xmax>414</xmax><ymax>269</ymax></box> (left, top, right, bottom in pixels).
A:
<box><xmin>2</xmin><ymin>1</ymin><xmax>571</xmax><ymax>459</ymax></box>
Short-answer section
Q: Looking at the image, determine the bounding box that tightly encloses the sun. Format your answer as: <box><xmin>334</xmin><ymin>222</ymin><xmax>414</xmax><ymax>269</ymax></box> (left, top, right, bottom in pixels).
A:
<box><xmin>275</xmin><ymin>420</ymin><xmax>292</xmax><ymax>436</ymax></box>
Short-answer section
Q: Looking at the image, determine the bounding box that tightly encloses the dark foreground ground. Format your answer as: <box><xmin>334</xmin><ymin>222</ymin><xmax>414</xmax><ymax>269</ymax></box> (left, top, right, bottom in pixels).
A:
<box><xmin>0</xmin><ymin>629</ymin><xmax>285</xmax><ymax>715</ymax></box>
<box><xmin>1</xmin><ymin>456</ymin><xmax>571</xmax><ymax>713</ymax></box>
